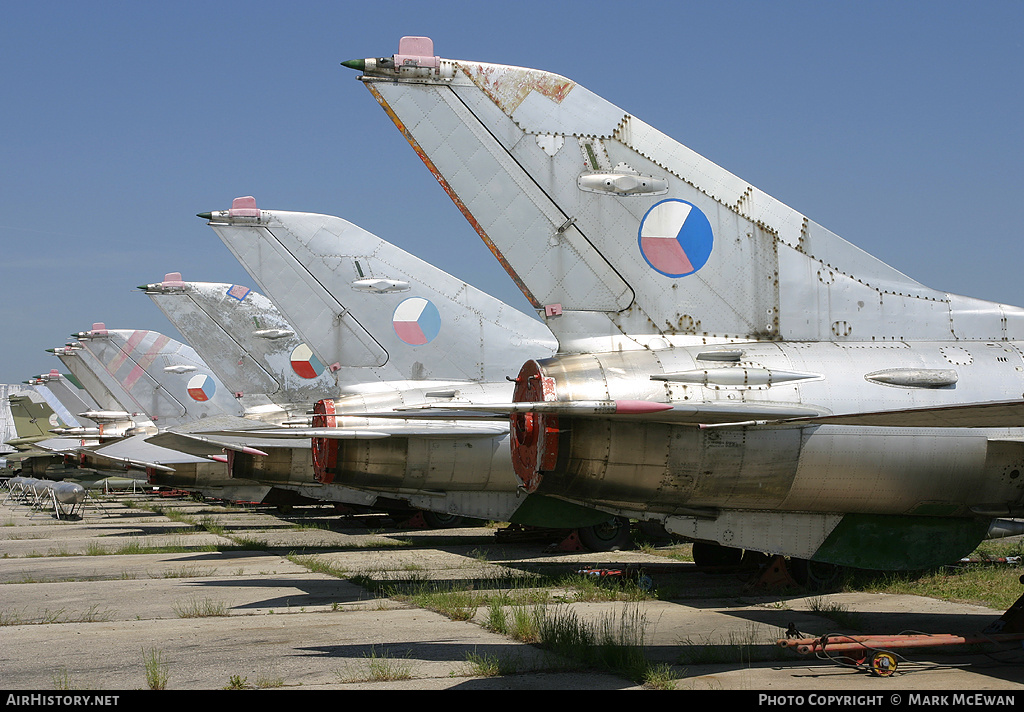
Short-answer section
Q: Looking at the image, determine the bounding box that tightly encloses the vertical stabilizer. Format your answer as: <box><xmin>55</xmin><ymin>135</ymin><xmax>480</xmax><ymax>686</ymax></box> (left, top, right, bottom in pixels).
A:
<box><xmin>143</xmin><ymin>276</ymin><xmax>337</xmax><ymax>417</ymax></box>
<box><xmin>69</xmin><ymin>326</ymin><xmax>242</xmax><ymax>428</ymax></box>
<box><xmin>26</xmin><ymin>370</ymin><xmax>99</xmax><ymax>427</ymax></box>
<box><xmin>348</xmin><ymin>40</ymin><xmax>1024</xmax><ymax>351</ymax></box>
<box><xmin>7</xmin><ymin>388</ymin><xmax>68</xmax><ymax>441</ymax></box>
<box><xmin>201</xmin><ymin>199</ymin><xmax>557</xmax><ymax>386</ymax></box>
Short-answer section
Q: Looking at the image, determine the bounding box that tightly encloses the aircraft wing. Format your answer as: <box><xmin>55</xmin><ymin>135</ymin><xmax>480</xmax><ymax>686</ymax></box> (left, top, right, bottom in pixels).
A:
<box><xmin>1</xmin><ymin>447</ymin><xmax>59</xmax><ymax>464</ymax></box>
<box><xmin>753</xmin><ymin>399</ymin><xmax>1024</xmax><ymax>429</ymax></box>
<box><xmin>194</xmin><ymin>421</ymin><xmax>510</xmax><ymax>441</ymax></box>
<box><xmin>356</xmin><ymin>400</ymin><xmax>831</xmax><ymax>424</ymax></box>
<box><xmin>376</xmin><ymin>398</ymin><xmax>1024</xmax><ymax>429</ymax></box>
<box><xmin>145</xmin><ymin>430</ymin><xmax>286</xmax><ymax>457</ymax></box>
<box><xmin>27</xmin><ymin>437</ymin><xmax>99</xmax><ymax>455</ymax></box>
<box><xmin>144</xmin><ymin>413</ymin><xmax>306</xmax><ymax>457</ymax></box>
<box><xmin>79</xmin><ymin>434</ymin><xmax>217</xmax><ymax>473</ymax></box>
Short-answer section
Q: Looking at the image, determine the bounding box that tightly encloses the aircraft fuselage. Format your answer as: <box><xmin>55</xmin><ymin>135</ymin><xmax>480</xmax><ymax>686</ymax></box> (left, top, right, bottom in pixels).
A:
<box><xmin>507</xmin><ymin>340</ymin><xmax>1024</xmax><ymax>568</ymax></box>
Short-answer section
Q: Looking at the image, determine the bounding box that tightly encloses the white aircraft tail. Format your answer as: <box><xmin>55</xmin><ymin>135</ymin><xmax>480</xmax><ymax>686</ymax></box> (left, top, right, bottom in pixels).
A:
<box><xmin>142</xmin><ymin>275</ymin><xmax>336</xmax><ymax>417</ymax></box>
<box><xmin>52</xmin><ymin>340</ymin><xmax>139</xmax><ymax>416</ymax></box>
<box><xmin>201</xmin><ymin>197</ymin><xmax>557</xmax><ymax>389</ymax></box>
<box><xmin>66</xmin><ymin>324</ymin><xmax>242</xmax><ymax>428</ymax></box>
<box><xmin>352</xmin><ymin>38</ymin><xmax>1024</xmax><ymax>351</ymax></box>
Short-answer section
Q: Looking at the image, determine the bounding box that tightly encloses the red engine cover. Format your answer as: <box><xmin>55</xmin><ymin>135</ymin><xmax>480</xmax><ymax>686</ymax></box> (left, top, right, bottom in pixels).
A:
<box><xmin>510</xmin><ymin>360</ymin><xmax>559</xmax><ymax>493</ymax></box>
<box><xmin>311</xmin><ymin>399</ymin><xmax>338</xmax><ymax>484</ymax></box>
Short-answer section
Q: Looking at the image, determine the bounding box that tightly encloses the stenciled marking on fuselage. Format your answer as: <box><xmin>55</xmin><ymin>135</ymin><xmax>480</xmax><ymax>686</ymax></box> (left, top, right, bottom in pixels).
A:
<box><xmin>186</xmin><ymin>374</ymin><xmax>216</xmax><ymax>401</ymax></box>
<box><xmin>290</xmin><ymin>343</ymin><xmax>326</xmax><ymax>379</ymax></box>
<box><xmin>393</xmin><ymin>297</ymin><xmax>441</xmax><ymax>346</ymax></box>
<box><xmin>638</xmin><ymin>199</ymin><xmax>714</xmax><ymax>278</ymax></box>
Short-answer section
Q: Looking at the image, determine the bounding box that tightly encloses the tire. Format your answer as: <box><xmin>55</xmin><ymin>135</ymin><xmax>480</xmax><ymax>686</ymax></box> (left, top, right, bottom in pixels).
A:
<box><xmin>422</xmin><ymin>510</ymin><xmax>466</xmax><ymax>529</ymax></box>
<box><xmin>789</xmin><ymin>557</ymin><xmax>844</xmax><ymax>591</ymax></box>
<box><xmin>577</xmin><ymin>516</ymin><xmax>632</xmax><ymax>551</ymax></box>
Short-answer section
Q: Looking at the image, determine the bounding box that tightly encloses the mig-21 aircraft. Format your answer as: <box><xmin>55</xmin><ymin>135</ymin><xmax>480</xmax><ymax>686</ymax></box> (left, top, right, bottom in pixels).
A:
<box><xmin>141</xmin><ymin>274</ymin><xmax>508</xmax><ymax>526</ymax></box>
<box><xmin>48</xmin><ymin>326</ymin><xmax>281</xmax><ymax>501</ymax></box>
<box><xmin>338</xmin><ymin>37</ymin><xmax>1024</xmax><ymax>581</ymax></box>
<box><xmin>193</xmin><ymin>197</ymin><xmax>637</xmax><ymax>548</ymax></box>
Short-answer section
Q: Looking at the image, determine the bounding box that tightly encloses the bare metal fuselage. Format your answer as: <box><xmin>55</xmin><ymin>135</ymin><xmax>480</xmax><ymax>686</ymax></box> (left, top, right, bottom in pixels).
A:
<box><xmin>516</xmin><ymin>341</ymin><xmax>1024</xmax><ymax>518</ymax></box>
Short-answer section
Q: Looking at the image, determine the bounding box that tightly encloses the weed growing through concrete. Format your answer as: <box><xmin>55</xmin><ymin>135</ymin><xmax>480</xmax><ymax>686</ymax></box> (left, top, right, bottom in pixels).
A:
<box><xmin>172</xmin><ymin>595</ymin><xmax>229</xmax><ymax>618</ymax></box>
<box><xmin>143</xmin><ymin>648</ymin><xmax>168</xmax><ymax>690</ymax></box>
<box><xmin>336</xmin><ymin>647</ymin><xmax>414</xmax><ymax>683</ymax></box>
<box><xmin>807</xmin><ymin>596</ymin><xmax>864</xmax><ymax>631</ymax></box>
<box><xmin>463</xmin><ymin>650</ymin><xmax>522</xmax><ymax>677</ymax></box>
<box><xmin>224</xmin><ymin>674</ymin><xmax>247</xmax><ymax>690</ymax></box>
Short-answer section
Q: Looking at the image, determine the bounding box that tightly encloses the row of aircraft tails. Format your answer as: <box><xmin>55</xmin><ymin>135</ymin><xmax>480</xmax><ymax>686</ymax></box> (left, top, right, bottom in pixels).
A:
<box><xmin>4</xmin><ymin>36</ymin><xmax>1024</xmax><ymax>584</ymax></box>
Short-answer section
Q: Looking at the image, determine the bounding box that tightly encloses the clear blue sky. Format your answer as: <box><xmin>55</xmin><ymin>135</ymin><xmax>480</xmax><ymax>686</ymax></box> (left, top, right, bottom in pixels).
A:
<box><xmin>2</xmin><ymin>1</ymin><xmax>1022</xmax><ymax>384</ymax></box>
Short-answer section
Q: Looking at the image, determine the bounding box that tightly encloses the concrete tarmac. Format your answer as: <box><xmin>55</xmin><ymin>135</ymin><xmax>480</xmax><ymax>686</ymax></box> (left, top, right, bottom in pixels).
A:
<box><xmin>2</xmin><ymin>486</ymin><xmax>1023</xmax><ymax>692</ymax></box>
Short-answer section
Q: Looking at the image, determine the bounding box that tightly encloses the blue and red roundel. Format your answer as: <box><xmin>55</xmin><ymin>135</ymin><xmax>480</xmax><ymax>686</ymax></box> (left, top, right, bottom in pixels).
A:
<box><xmin>393</xmin><ymin>297</ymin><xmax>441</xmax><ymax>346</ymax></box>
<box><xmin>186</xmin><ymin>374</ymin><xmax>216</xmax><ymax>402</ymax></box>
<box><xmin>290</xmin><ymin>343</ymin><xmax>326</xmax><ymax>379</ymax></box>
<box><xmin>638</xmin><ymin>199</ymin><xmax>714</xmax><ymax>278</ymax></box>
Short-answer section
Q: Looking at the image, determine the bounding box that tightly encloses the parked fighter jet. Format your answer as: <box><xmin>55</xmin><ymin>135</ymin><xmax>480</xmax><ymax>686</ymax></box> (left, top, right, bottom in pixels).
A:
<box><xmin>48</xmin><ymin>328</ymin><xmax>280</xmax><ymax>502</ymax></box>
<box><xmin>47</xmin><ymin>336</ymin><xmax>154</xmax><ymax>436</ymax></box>
<box><xmin>4</xmin><ymin>386</ymin><xmax>73</xmax><ymax>449</ymax></box>
<box><xmin>140</xmin><ymin>275</ymin><xmax>337</xmax><ymax>423</ymax></box>
<box><xmin>1</xmin><ymin>386</ymin><xmax>74</xmax><ymax>476</ymax></box>
<box><xmin>0</xmin><ymin>385</ymin><xmax>28</xmax><ymax>454</ymax></box>
<box><xmin>1</xmin><ymin>385</ymin><xmax>118</xmax><ymax>487</ymax></box>
<box><xmin>23</xmin><ymin>369</ymin><xmax>102</xmax><ymax>437</ymax></box>
<box><xmin>140</xmin><ymin>275</ymin><xmax>499</xmax><ymax>525</ymax></box>
<box><xmin>341</xmin><ymin>37</ymin><xmax>1024</xmax><ymax>578</ymax></box>
<box><xmin>6</xmin><ymin>374</ymin><xmax>108</xmax><ymax>475</ymax></box>
<box><xmin>194</xmin><ymin>198</ymin><xmax>634</xmax><ymax>547</ymax></box>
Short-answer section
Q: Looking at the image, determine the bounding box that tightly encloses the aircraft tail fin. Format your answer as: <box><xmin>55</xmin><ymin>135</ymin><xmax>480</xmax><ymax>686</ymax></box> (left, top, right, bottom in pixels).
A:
<box><xmin>26</xmin><ymin>370</ymin><xmax>98</xmax><ymax>426</ymax></box>
<box><xmin>142</xmin><ymin>275</ymin><xmax>336</xmax><ymax>416</ymax></box>
<box><xmin>0</xmin><ymin>385</ymin><xmax>23</xmax><ymax>453</ymax></box>
<box><xmin>6</xmin><ymin>387</ymin><xmax>68</xmax><ymax>442</ymax></box>
<box><xmin>51</xmin><ymin>341</ymin><xmax>140</xmax><ymax>418</ymax></box>
<box><xmin>23</xmin><ymin>384</ymin><xmax>81</xmax><ymax>430</ymax></box>
<box><xmin>351</xmin><ymin>38</ymin><xmax>1024</xmax><ymax>351</ymax></box>
<box><xmin>202</xmin><ymin>198</ymin><xmax>557</xmax><ymax>387</ymax></box>
<box><xmin>66</xmin><ymin>324</ymin><xmax>242</xmax><ymax>428</ymax></box>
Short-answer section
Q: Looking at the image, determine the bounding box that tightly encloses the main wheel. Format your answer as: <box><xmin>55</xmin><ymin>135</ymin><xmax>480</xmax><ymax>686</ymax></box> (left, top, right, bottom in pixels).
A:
<box><xmin>422</xmin><ymin>511</ymin><xmax>466</xmax><ymax>529</ymax></box>
<box><xmin>577</xmin><ymin>516</ymin><xmax>632</xmax><ymax>551</ymax></box>
<box><xmin>789</xmin><ymin>558</ymin><xmax>844</xmax><ymax>591</ymax></box>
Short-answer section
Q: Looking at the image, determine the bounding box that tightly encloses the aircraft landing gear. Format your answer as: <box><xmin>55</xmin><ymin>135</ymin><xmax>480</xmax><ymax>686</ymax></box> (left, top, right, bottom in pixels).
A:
<box><xmin>577</xmin><ymin>516</ymin><xmax>632</xmax><ymax>551</ymax></box>
<box><xmin>421</xmin><ymin>510</ymin><xmax>467</xmax><ymax>529</ymax></box>
<box><xmin>788</xmin><ymin>557</ymin><xmax>845</xmax><ymax>591</ymax></box>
